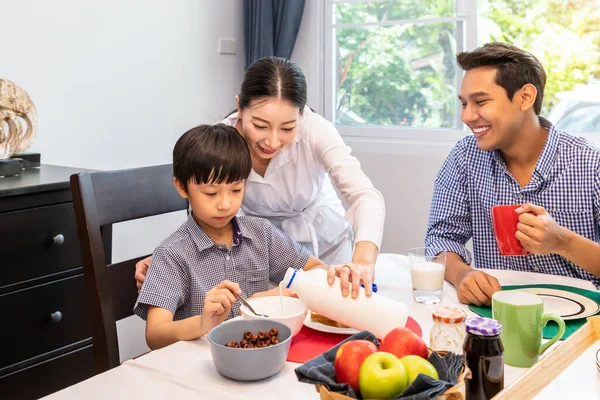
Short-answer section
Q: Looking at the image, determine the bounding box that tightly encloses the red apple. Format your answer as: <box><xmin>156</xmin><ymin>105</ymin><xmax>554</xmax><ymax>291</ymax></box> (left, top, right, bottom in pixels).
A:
<box><xmin>379</xmin><ymin>327</ymin><xmax>428</xmax><ymax>359</ymax></box>
<box><xmin>334</xmin><ymin>340</ymin><xmax>378</xmax><ymax>392</ymax></box>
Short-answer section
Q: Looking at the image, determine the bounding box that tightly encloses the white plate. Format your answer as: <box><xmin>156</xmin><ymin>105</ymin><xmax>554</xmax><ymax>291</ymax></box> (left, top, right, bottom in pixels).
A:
<box><xmin>519</xmin><ymin>288</ymin><xmax>600</xmax><ymax>320</ymax></box>
<box><xmin>303</xmin><ymin>311</ymin><xmax>359</xmax><ymax>335</ymax></box>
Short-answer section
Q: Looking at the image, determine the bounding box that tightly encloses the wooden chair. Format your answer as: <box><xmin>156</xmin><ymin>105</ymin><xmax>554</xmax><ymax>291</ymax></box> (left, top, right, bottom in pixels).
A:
<box><xmin>70</xmin><ymin>164</ymin><xmax>188</xmax><ymax>374</ymax></box>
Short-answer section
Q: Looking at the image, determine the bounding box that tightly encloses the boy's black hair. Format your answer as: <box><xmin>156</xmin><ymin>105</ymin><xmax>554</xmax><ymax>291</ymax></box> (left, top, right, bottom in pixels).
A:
<box><xmin>457</xmin><ymin>42</ymin><xmax>546</xmax><ymax>115</ymax></box>
<box><xmin>173</xmin><ymin>124</ymin><xmax>251</xmax><ymax>190</ymax></box>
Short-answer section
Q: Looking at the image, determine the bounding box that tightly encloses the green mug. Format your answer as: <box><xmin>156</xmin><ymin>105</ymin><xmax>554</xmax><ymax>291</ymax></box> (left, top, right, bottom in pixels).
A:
<box><xmin>492</xmin><ymin>290</ymin><xmax>566</xmax><ymax>368</ymax></box>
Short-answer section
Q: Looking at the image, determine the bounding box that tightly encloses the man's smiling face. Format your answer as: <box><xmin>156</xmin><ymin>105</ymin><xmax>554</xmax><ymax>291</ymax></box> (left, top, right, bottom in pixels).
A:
<box><xmin>459</xmin><ymin>66</ymin><xmax>526</xmax><ymax>151</ymax></box>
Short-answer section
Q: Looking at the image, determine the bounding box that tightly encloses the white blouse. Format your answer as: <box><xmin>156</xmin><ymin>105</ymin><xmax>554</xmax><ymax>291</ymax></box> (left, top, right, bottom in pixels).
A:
<box><xmin>220</xmin><ymin>107</ymin><xmax>385</xmax><ymax>265</ymax></box>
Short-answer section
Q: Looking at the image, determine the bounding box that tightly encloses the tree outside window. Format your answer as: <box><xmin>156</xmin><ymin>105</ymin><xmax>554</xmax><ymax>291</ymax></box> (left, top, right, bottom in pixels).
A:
<box><xmin>332</xmin><ymin>0</ymin><xmax>600</xmax><ymax>133</ymax></box>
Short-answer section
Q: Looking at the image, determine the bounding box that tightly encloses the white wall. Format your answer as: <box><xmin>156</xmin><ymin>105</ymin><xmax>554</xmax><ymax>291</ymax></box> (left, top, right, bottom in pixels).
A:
<box><xmin>354</xmin><ymin>152</ymin><xmax>446</xmax><ymax>253</ymax></box>
<box><xmin>1</xmin><ymin>0</ymin><xmax>245</xmax><ymax>361</ymax></box>
<box><xmin>2</xmin><ymin>0</ymin><xmax>244</xmax><ymax>170</ymax></box>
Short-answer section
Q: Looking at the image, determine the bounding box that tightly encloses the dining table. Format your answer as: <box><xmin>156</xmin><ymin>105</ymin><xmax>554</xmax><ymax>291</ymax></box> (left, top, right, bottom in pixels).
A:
<box><xmin>44</xmin><ymin>254</ymin><xmax>599</xmax><ymax>400</ymax></box>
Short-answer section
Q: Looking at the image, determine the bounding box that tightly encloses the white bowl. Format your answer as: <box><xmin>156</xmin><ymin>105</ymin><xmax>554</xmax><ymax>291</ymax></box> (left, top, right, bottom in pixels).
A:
<box><xmin>240</xmin><ymin>296</ymin><xmax>307</xmax><ymax>337</ymax></box>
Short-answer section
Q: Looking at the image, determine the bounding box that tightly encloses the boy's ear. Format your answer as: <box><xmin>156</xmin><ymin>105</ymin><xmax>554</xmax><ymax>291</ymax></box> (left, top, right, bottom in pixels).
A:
<box><xmin>519</xmin><ymin>83</ymin><xmax>537</xmax><ymax>112</ymax></box>
<box><xmin>173</xmin><ymin>178</ymin><xmax>189</xmax><ymax>199</ymax></box>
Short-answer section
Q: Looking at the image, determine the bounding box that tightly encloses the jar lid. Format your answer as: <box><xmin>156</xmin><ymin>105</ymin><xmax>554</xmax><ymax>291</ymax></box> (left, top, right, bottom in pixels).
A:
<box><xmin>432</xmin><ymin>307</ymin><xmax>467</xmax><ymax>323</ymax></box>
<box><xmin>465</xmin><ymin>317</ymin><xmax>502</xmax><ymax>336</ymax></box>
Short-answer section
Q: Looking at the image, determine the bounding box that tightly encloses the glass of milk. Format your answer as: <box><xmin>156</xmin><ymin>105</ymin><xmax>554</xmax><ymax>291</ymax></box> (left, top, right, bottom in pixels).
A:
<box><xmin>408</xmin><ymin>247</ymin><xmax>447</xmax><ymax>305</ymax></box>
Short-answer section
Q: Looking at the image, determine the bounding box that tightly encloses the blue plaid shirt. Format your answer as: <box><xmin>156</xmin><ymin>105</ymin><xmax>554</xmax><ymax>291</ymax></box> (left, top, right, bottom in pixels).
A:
<box><xmin>425</xmin><ymin>117</ymin><xmax>600</xmax><ymax>288</ymax></box>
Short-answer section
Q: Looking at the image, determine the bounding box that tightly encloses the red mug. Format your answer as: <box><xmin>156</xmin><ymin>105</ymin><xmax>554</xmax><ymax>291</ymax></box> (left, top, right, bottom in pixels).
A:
<box><xmin>491</xmin><ymin>205</ymin><xmax>529</xmax><ymax>256</ymax></box>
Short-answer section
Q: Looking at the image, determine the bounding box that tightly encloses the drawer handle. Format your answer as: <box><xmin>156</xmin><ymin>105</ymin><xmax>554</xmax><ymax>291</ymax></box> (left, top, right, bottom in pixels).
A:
<box><xmin>53</xmin><ymin>234</ymin><xmax>65</xmax><ymax>246</ymax></box>
<box><xmin>50</xmin><ymin>311</ymin><xmax>63</xmax><ymax>323</ymax></box>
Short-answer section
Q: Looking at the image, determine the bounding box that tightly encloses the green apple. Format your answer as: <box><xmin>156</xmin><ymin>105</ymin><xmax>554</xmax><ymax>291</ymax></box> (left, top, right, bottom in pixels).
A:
<box><xmin>399</xmin><ymin>355</ymin><xmax>439</xmax><ymax>386</ymax></box>
<box><xmin>359</xmin><ymin>352</ymin><xmax>407</xmax><ymax>399</ymax></box>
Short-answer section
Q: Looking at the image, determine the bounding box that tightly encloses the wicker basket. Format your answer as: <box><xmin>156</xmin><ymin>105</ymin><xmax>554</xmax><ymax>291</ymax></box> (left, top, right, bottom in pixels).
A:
<box><xmin>315</xmin><ymin>350</ymin><xmax>471</xmax><ymax>400</ymax></box>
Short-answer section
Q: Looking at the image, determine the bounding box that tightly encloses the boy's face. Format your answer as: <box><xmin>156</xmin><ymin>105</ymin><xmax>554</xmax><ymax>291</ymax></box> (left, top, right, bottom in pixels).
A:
<box><xmin>174</xmin><ymin>178</ymin><xmax>245</xmax><ymax>231</ymax></box>
<box><xmin>236</xmin><ymin>97</ymin><xmax>300</xmax><ymax>162</ymax></box>
<box><xmin>459</xmin><ymin>66</ymin><xmax>526</xmax><ymax>152</ymax></box>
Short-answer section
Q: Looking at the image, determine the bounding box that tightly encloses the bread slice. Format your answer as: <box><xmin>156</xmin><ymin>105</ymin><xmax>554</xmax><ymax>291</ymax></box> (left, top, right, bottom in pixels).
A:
<box><xmin>310</xmin><ymin>311</ymin><xmax>349</xmax><ymax>328</ymax></box>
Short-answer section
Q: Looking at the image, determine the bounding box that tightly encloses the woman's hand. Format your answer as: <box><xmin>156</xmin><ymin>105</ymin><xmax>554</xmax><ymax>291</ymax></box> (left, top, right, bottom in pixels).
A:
<box><xmin>135</xmin><ymin>256</ymin><xmax>152</xmax><ymax>291</ymax></box>
<box><xmin>327</xmin><ymin>262</ymin><xmax>374</xmax><ymax>298</ymax></box>
<box><xmin>325</xmin><ymin>241</ymin><xmax>378</xmax><ymax>298</ymax></box>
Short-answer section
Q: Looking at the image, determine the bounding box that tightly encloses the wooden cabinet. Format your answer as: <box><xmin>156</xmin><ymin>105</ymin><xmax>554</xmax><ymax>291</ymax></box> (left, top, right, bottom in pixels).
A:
<box><xmin>0</xmin><ymin>165</ymin><xmax>96</xmax><ymax>399</ymax></box>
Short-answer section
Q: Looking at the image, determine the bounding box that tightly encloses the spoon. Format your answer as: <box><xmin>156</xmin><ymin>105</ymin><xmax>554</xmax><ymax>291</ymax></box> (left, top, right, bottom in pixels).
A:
<box><xmin>237</xmin><ymin>295</ymin><xmax>269</xmax><ymax>318</ymax></box>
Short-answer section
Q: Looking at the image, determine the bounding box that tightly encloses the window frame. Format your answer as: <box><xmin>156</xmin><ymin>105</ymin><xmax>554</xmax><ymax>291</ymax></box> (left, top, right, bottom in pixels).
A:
<box><xmin>322</xmin><ymin>0</ymin><xmax>479</xmax><ymax>148</ymax></box>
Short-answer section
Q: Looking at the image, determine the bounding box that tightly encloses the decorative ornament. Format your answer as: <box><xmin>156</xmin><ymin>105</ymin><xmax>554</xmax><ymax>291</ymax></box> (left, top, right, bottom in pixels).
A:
<box><xmin>0</xmin><ymin>79</ymin><xmax>38</xmax><ymax>160</ymax></box>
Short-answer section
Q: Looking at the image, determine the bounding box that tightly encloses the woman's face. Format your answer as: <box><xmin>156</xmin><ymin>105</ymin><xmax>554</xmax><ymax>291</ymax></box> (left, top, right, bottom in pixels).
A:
<box><xmin>236</xmin><ymin>97</ymin><xmax>301</xmax><ymax>162</ymax></box>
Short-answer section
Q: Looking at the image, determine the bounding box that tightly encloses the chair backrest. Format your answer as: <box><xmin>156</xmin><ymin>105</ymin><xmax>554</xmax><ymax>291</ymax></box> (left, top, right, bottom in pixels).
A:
<box><xmin>70</xmin><ymin>164</ymin><xmax>188</xmax><ymax>374</ymax></box>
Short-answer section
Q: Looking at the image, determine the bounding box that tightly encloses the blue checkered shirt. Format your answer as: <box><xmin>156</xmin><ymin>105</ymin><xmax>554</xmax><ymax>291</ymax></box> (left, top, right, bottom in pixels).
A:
<box><xmin>425</xmin><ymin>117</ymin><xmax>600</xmax><ymax>288</ymax></box>
<box><xmin>134</xmin><ymin>214</ymin><xmax>311</xmax><ymax>321</ymax></box>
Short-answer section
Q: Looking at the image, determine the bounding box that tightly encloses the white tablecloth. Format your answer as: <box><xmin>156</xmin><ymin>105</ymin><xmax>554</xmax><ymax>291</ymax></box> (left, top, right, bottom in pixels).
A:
<box><xmin>45</xmin><ymin>254</ymin><xmax>598</xmax><ymax>400</ymax></box>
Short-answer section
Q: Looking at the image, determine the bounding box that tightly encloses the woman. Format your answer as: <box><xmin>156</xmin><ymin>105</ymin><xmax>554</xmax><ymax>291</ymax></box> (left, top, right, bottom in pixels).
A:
<box><xmin>137</xmin><ymin>57</ymin><xmax>385</xmax><ymax>298</ymax></box>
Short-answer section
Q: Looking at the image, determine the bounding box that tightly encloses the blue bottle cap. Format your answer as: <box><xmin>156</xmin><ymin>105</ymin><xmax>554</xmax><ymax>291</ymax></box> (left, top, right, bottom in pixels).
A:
<box><xmin>360</xmin><ymin>283</ymin><xmax>378</xmax><ymax>292</ymax></box>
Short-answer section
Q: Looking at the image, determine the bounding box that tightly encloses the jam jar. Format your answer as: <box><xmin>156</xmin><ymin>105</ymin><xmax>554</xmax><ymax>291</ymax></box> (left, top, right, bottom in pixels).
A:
<box><xmin>463</xmin><ymin>317</ymin><xmax>504</xmax><ymax>400</ymax></box>
<box><xmin>430</xmin><ymin>307</ymin><xmax>467</xmax><ymax>354</ymax></box>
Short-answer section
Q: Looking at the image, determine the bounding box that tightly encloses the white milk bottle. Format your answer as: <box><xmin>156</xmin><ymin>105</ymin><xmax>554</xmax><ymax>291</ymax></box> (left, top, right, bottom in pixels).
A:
<box><xmin>282</xmin><ymin>267</ymin><xmax>408</xmax><ymax>338</ymax></box>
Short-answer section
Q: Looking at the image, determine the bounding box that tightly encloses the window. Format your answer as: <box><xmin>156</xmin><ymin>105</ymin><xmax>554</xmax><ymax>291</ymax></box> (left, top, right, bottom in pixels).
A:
<box><xmin>324</xmin><ymin>0</ymin><xmax>600</xmax><ymax>145</ymax></box>
<box><xmin>324</xmin><ymin>0</ymin><xmax>478</xmax><ymax>140</ymax></box>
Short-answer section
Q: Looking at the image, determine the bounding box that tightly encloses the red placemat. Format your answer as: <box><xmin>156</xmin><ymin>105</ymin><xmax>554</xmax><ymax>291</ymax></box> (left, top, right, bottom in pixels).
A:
<box><xmin>286</xmin><ymin>316</ymin><xmax>422</xmax><ymax>364</ymax></box>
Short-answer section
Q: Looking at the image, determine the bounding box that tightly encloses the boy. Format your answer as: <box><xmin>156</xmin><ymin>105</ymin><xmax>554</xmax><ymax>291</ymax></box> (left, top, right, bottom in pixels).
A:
<box><xmin>425</xmin><ymin>42</ymin><xmax>600</xmax><ymax>306</ymax></box>
<box><xmin>134</xmin><ymin>124</ymin><xmax>325</xmax><ymax>349</ymax></box>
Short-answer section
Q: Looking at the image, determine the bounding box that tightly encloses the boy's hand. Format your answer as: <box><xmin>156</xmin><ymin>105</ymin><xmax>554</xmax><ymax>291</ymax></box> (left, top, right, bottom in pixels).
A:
<box><xmin>200</xmin><ymin>280</ymin><xmax>241</xmax><ymax>332</ymax></box>
<box><xmin>135</xmin><ymin>256</ymin><xmax>152</xmax><ymax>291</ymax></box>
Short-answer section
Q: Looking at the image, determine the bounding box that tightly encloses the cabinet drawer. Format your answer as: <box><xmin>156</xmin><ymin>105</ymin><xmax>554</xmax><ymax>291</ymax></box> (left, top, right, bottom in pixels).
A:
<box><xmin>0</xmin><ymin>345</ymin><xmax>94</xmax><ymax>400</ymax></box>
<box><xmin>0</xmin><ymin>274</ymin><xmax>91</xmax><ymax>369</ymax></box>
<box><xmin>0</xmin><ymin>203</ymin><xmax>81</xmax><ymax>288</ymax></box>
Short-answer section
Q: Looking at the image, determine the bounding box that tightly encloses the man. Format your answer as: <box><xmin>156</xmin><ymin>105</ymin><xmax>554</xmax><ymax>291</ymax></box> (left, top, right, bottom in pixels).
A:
<box><xmin>425</xmin><ymin>42</ymin><xmax>600</xmax><ymax>306</ymax></box>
